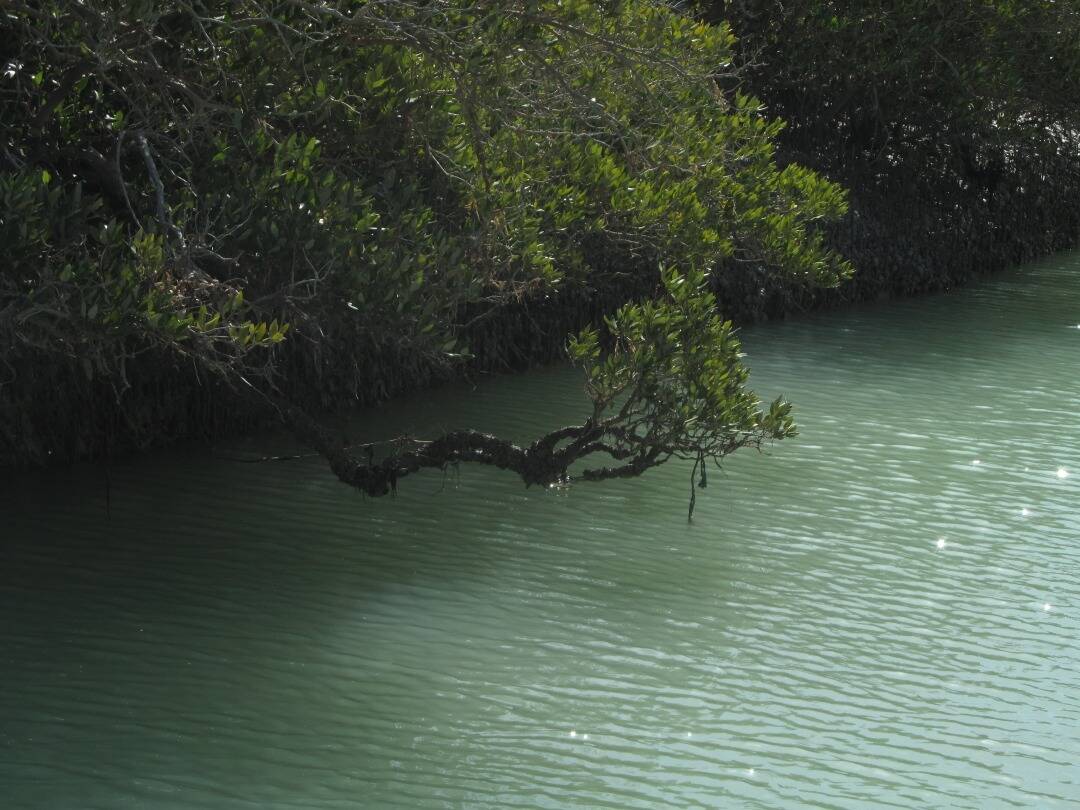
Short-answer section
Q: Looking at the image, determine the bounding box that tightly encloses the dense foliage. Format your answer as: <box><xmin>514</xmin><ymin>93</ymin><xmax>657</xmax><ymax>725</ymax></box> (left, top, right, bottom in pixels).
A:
<box><xmin>701</xmin><ymin>0</ymin><xmax>1080</xmax><ymax>313</ymax></box>
<box><xmin>710</xmin><ymin>0</ymin><xmax>1080</xmax><ymax>164</ymax></box>
<box><xmin>1</xmin><ymin>1</ymin><xmax>847</xmax><ymax>496</ymax></box>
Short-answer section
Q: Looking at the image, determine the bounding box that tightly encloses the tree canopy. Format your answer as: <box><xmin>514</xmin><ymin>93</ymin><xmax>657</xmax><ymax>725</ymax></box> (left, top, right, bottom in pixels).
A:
<box><xmin>686</xmin><ymin>0</ymin><xmax>1080</xmax><ymax>313</ymax></box>
<box><xmin>707</xmin><ymin>0</ymin><xmax>1080</xmax><ymax>167</ymax></box>
<box><xmin>3</xmin><ymin>1</ymin><xmax>852</xmax><ymax>506</ymax></box>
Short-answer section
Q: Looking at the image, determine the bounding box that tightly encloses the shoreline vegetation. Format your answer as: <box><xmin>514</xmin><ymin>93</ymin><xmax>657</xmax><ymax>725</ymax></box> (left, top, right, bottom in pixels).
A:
<box><xmin>3</xmin><ymin>2</ymin><xmax>1079</xmax><ymax>500</ymax></box>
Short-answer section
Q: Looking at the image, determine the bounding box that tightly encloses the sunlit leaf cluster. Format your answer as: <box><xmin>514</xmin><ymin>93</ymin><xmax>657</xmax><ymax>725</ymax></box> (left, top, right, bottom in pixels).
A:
<box><xmin>2</xmin><ymin>0</ymin><xmax>849</xmax><ymax>487</ymax></box>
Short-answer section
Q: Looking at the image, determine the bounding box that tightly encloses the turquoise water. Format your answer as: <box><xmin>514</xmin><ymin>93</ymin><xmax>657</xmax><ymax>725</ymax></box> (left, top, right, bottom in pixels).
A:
<box><xmin>3</xmin><ymin>254</ymin><xmax>1080</xmax><ymax>807</ymax></box>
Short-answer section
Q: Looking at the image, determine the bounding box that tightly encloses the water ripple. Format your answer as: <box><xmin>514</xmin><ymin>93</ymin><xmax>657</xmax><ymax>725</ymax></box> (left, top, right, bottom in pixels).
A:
<box><xmin>4</xmin><ymin>254</ymin><xmax>1080</xmax><ymax>807</ymax></box>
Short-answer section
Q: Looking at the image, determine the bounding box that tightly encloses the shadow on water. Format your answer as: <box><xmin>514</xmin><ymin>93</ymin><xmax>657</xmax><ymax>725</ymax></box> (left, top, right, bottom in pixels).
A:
<box><xmin>1</xmin><ymin>420</ymin><xmax>749</xmax><ymax>808</ymax></box>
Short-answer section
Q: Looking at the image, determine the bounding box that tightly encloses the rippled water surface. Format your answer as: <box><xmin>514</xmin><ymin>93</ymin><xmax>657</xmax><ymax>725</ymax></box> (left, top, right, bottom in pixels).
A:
<box><xmin>5</xmin><ymin>255</ymin><xmax>1080</xmax><ymax>808</ymax></box>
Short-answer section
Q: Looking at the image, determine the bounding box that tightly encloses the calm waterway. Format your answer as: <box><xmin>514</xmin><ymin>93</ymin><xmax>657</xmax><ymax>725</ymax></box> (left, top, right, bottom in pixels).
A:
<box><xmin>4</xmin><ymin>254</ymin><xmax>1080</xmax><ymax>808</ymax></box>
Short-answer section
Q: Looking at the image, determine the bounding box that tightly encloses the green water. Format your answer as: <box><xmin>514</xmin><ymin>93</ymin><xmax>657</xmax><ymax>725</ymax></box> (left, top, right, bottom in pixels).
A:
<box><xmin>4</xmin><ymin>254</ymin><xmax>1080</xmax><ymax>808</ymax></box>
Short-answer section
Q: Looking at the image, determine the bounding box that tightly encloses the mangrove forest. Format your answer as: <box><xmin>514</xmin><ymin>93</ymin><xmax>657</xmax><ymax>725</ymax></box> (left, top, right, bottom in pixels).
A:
<box><xmin>7</xmin><ymin>2</ymin><xmax>1080</xmax><ymax>808</ymax></box>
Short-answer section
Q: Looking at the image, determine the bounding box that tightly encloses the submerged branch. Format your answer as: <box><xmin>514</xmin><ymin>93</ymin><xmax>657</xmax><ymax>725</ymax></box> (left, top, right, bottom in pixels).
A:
<box><xmin>265</xmin><ymin>268</ymin><xmax>794</xmax><ymax>517</ymax></box>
